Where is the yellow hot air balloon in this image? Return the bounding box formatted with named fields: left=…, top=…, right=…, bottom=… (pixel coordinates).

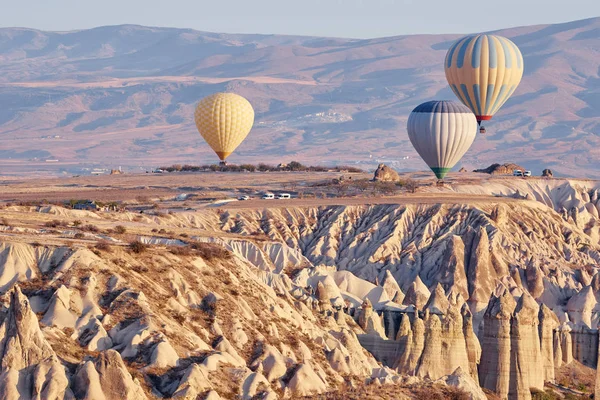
left=194, top=92, right=254, bottom=163
left=445, top=34, right=523, bottom=133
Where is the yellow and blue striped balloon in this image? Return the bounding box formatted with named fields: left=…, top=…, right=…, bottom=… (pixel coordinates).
left=445, top=34, right=523, bottom=125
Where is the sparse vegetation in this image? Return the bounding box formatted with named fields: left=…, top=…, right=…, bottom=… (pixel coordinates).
left=114, top=225, right=127, bottom=234
left=129, top=240, right=147, bottom=254
left=82, top=224, right=100, bottom=233
left=44, top=219, right=64, bottom=228
left=95, top=241, right=112, bottom=252
left=157, top=161, right=363, bottom=174
left=190, top=241, right=233, bottom=261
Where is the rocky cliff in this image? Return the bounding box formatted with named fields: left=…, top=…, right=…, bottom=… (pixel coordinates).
left=0, top=179, right=599, bottom=398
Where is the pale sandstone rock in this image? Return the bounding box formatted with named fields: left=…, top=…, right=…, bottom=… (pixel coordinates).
left=560, top=324, right=574, bottom=364
left=416, top=314, right=443, bottom=379
left=539, top=304, right=559, bottom=382
left=441, top=299, right=471, bottom=379
left=287, top=362, right=327, bottom=396
left=172, top=364, right=213, bottom=399
left=424, top=283, right=449, bottom=315
left=403, top=275, right=430, bottom=310
left=381, top=270, right=404, bottom=304
left=358, top=299, right=386, bottom=338
left=437, top=367, right=487, bottom=400
left=467, top=226, right=496, bottom=305
left=41, top=285, right=77, bottom=329
left=0, top=286, right=56, bottom=371
left=478, top=289, right=516, bottom=398
left=508, top=293, right=543, bottom=400
left=407, top=314, right=425, bottom=374
left=437, top=235, right=469, bottom=299
left=73, top=350, right=147, bottom=400
left=393, top=313, right=412, bottom=373
left=149, top=339, right=179, bottom=369
left=373, top=164, right=400, bottom=182
left=462, top=307, right=481, bottom=380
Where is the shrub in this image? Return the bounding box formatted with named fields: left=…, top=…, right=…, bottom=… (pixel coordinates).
left=398, top=178, right=418, bottom=193
left=190, top=242, right=233, bottom=261
left=129, top=240, right=147, bottom=254
left=95, top=241, right=112, bottom=252
left=240, top=164, right=256, bottom=172
left=74, top=232, right=85, bottom=239
left=530, top=388, right=561, bottom=400
left=44, top=219, right=63, bottom=228
left=72, top=220, right=82, bottom=227
left=169, top=246, right=193, bottom=256
left=114, top=225, right=127, bottom=234
left=82, top=224, right=100, bottom=233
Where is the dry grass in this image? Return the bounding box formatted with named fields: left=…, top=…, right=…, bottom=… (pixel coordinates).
left=298, top=382, right=470, bottom=399
left=555, top=361, right=595, bottom=395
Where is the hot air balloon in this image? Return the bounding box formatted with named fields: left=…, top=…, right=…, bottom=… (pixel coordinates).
left=445, top=34, right=523, bottom=134
left=194, top=93, right=254, bottom=165
left=407, top=100, right=477, bottom=180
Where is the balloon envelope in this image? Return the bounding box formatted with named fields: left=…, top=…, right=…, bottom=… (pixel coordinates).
left=407, top=101, right=477, bottom=179
left=194, top=93, right=254, bottom=161
left=445, top=34, right=523, bottom=124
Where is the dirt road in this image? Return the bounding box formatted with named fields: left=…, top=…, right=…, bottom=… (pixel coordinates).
left=215, top=193, right=519, bottom=210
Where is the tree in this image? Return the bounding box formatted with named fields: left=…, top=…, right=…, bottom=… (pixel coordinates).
left=288, top=161, right=305, bottom=171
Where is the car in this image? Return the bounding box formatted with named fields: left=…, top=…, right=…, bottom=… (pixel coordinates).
left=513, top=170, right=523, bottom=177
left=523, top=171, right=532, bottom=177
left=277, top=193, right=291, bottom=200
left=238, top=195, right=250, bottom=201
left=152, top=169, right=164, bottom=173
left=261, top=193, right=275, bottom=200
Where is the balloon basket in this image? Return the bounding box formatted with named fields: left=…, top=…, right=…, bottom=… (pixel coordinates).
left=219, top=161, right=228, bottom=167
left=479, top=126, right=486, bottom=134
left=436, top=180, right=445, bottom=187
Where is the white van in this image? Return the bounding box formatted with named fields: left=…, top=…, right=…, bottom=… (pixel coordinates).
left=277, top=193, right=291, bottom=200
left=262, top=193, right=275, bottom=200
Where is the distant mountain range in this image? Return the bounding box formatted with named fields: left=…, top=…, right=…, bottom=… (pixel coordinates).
left=0, top=18, right=598, bottom=176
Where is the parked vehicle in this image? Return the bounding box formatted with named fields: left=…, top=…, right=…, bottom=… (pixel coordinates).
left=238, top=195, right=250, bottom=201
left=513, top=170, right=523, bottom=177
left=523, top=171, right=532, bottom=177
left=261, top=193, right=275, bottom=200
left=277, top=193, right=291, bottom=199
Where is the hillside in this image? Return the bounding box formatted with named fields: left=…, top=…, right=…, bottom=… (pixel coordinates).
left=0, top=178, right=600, bottom=398
left=0, top=19, right=599, bottom=176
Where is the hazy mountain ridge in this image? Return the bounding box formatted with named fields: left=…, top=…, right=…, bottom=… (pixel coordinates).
left=0, top=18, right=598, bottom=175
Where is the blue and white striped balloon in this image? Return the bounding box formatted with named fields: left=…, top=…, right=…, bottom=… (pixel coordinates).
left=407, top=101, right=478, bottom=179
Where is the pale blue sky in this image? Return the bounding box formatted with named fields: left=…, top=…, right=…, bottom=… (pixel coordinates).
left=2, top=0, right=599, bottom=38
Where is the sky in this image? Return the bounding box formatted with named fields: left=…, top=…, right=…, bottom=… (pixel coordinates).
left=1, top=0, right=599, bottom=38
